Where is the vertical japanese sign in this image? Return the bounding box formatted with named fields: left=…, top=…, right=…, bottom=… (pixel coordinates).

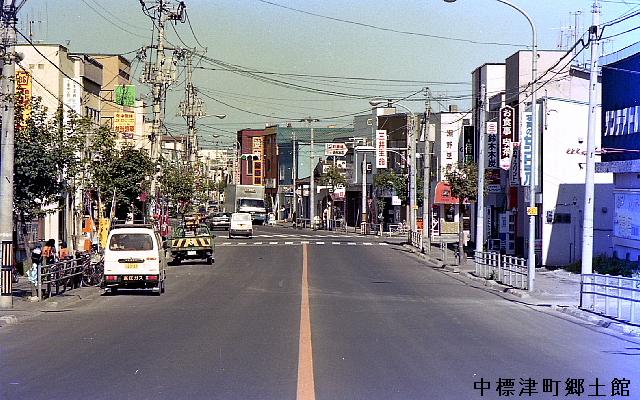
left=500, top=105, right=514, bottom=170
left=463, top=126, right=474, bottom=164
left=486, top=121, right=498, bottom=169
left=15, top=69, right=32, bottom=128
left=252, top=136, right=264, bottom=185
left=376, top=130, right=387, bottom=169
left=63, top=77, right=82, bottom=125
left=509, top=142, right=521, bottom=186
left=520, top=111, right=533, bottom=187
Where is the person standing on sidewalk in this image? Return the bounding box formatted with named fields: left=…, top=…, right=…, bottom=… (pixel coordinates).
left=42, top=239, right=57, bottom=264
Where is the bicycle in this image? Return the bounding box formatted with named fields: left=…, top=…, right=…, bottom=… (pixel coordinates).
left=82, top=252, right=104, bottom=287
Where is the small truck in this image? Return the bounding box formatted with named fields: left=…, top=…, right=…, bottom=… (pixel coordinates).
left=168, top=223, right=215, bottom=265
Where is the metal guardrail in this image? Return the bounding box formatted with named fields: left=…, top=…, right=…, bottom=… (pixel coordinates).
left=37, top=255, right=89, bottom=299
left=580, top=274, right=640, bottom=324
left=409, top=230, right=423, bottom=252
left=474, top=251, right=528, bottom=290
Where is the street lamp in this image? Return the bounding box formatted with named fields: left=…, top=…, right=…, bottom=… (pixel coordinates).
left=369, top=100, right=417, bottom=234
left=444, top=0, right=537, bottom=290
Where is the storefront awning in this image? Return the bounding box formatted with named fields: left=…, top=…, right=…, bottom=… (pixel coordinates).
left=434, top=181, right=460, bottom=205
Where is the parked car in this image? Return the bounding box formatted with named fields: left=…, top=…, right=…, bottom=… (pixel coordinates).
left=209, top=212, right=231, bottom=230
left=229, top=212, right=253, bottom=238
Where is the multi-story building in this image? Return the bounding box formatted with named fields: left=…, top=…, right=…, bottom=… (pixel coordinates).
left=16, top=44, right=105, bottom=253
left=595, top=42, right=640, bottom=261
left=470, top=50, right=613, bottom=266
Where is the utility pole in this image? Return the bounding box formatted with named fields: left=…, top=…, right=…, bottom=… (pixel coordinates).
left=408, top=114, right=417, bottom=236
left=422, top=87, right=432, bottom=253
left=179, top=49, right=206, bottom=166
left=0, top=0, right=26, bottom=309
left=300, top=118, right=318, bottom=228
left=475, top=84, right=486, bottom=256
left=139, top=0, right=184, bottom=199
left=292, top=131, right=297, bottom=223
left=581, top=0, right=600, bottom=275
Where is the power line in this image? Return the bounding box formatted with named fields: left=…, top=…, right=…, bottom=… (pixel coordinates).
left=79, top=0, right=149, bottom=39
left=254, top=0, right=526, bottom=48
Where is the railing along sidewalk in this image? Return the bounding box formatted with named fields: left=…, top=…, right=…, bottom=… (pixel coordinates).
left=37, top=255, right=89, bottom=299
left=580, top=274, right=640, bottom=324
left=474, top=251, right=528, bottom=290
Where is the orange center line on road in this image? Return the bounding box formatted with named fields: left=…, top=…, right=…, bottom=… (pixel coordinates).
left=297, top=243, right=316, bottom=400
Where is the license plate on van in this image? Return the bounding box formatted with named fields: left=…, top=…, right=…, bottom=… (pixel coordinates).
left=123, top=275, right=143, bottom=281
left=125, top=263, right=139, bottom=269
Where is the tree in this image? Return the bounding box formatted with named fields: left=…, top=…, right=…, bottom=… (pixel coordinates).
left=159, top=161, right=195, bottom=214
left=444, top=161, right=478, bottom=264
left=319, top=164, right=347, bottom=188
left=14, top=98, right=84, bottom=222
left=86, top=127, right=154, bottom=219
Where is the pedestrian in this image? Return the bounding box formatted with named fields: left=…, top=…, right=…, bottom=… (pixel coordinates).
left=27, top=247, right=42, bottom=285
left=322, top=207, right=329, bottom=230
left=42, top=238, right=57, bottom=264
left=59, top=241, right=71, bottom=260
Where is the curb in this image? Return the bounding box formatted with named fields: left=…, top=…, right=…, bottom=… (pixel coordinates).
left=401, top=244, right=640, bottom=337
left=0, top=286, right=103, bottom=328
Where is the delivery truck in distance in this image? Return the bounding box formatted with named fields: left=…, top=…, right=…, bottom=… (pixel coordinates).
left=223, top=184, right=267, bottom=225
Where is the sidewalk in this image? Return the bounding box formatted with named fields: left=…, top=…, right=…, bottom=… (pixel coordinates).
left=404, top=242, right=640, bottom=337
left=0, top=276, right=102, bottom=328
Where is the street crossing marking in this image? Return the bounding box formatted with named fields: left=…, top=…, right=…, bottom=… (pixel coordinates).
left=215, top=241, right=390, bottom=247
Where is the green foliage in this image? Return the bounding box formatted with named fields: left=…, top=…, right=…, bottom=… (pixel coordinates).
left=444, top=161, right=478, bottom=203
left=14, top=98, right=84, bottom=219
left=86, top=127, right=154, bottom=214
left=319, top=164, right=347, bottom=188
left=159, top=161, right=195, bottom=205
left=374, top=170, right=407, bottom=202
left=563, top=254, right=638, bottom=277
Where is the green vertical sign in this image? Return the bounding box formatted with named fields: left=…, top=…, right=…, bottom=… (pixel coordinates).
left=115, top=85, right=136, bottom=106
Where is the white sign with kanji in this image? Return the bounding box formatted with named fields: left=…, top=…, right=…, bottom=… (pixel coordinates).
left=376, top=130, right=387, bottom=169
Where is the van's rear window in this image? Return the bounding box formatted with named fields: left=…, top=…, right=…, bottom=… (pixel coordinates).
left=108, top=233, right=154, bottom=251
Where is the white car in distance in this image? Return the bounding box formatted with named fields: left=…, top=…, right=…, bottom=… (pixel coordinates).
left=229, top=212, right=253, bottom=238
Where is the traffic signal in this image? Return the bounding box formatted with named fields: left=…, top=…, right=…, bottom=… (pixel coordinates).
left=240, top=153, right=260, bottom=160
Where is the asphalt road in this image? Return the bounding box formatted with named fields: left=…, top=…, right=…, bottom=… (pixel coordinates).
left=0, top=225, right=638, bottom=400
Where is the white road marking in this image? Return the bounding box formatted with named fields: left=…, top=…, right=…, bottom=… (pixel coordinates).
left=315, top=242, right=324, bottom=245
left=270, top=242, right=279, bottom=245
left=285, top=241, right=294, bottom=245
left=347, top=242, right=357, bottom=246
left=332, top=242, right=340, bottom=245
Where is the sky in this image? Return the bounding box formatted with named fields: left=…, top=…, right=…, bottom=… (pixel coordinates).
left=17, top=0, right=640, bottom=148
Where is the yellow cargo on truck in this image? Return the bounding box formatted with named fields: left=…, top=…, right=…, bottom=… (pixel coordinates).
left=169, top=224, right=215, bottom=265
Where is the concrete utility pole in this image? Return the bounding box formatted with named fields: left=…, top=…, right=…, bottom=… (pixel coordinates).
left=300, top=118, right=318, bottom=227
left=139, top=0, right=185, bottom=197
left=292, top=131, right=297, bottom=222
left=0, top=0, right=26, bottom=309
left=179, top=50, right=206, bottom=165
left=422, top=87, right=432, bottom=253
left=475, top=84, right=486, bottom=256
left=408, top=114, right=417, bottom=235
left=581, top=0, right=600, bottom=275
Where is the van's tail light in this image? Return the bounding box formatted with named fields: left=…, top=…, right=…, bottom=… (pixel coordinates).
left=146, top=275, right=159, bottom=281
left=146, top=257, right=157, bottom=261
left=105, top=275, right=118, bottom=282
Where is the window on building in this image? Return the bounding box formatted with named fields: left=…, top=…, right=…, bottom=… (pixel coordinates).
left=247, top=159, right=253, bottom=175
left=444, top=204, right=455, bottom=223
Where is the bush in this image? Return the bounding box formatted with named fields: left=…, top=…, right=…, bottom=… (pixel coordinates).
left=561, top=254, right=638, bottom=277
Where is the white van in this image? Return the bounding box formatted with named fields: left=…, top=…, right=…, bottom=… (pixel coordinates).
left=229, top=212, right=253, bottom=238
left=103, top=224, right=167, bottom=295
